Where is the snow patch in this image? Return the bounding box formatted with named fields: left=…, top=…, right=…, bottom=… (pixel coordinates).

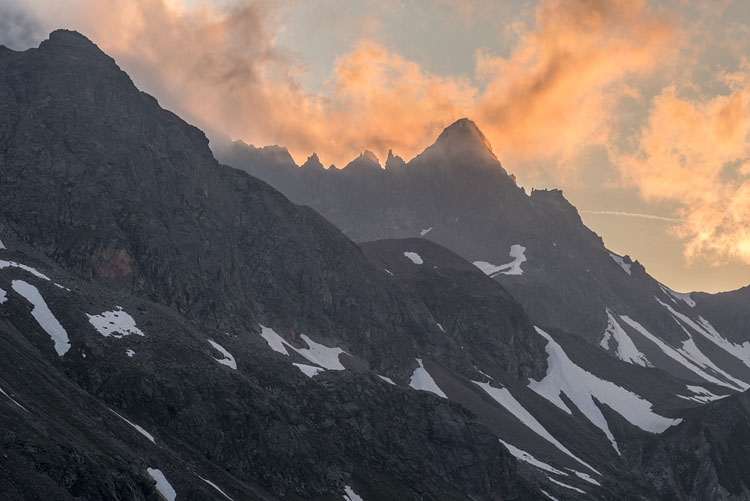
left=499, top=439, right=568, bottom=476
left=258, top=325, right=346, bottom=370
left=259, top=324, right=291, bottom=355
left=259, top=325, right=348, bottom=373
left=297, top=334, right=346, bottom=370
left=436, top=322, right=445, bottom=332
left=473, top=261, right=503, bottom=276
left=529, top=327, right=681, bottom=454
left=147, top=468, right=176, bottom=501
left=195, top=474, right=234, bottom=500
left=657, top=297, right=750, bottom=372
left=658, top=283, right=695, bottom=307
left=420, top=227, right=433, bottom=236
left=474, top=381, right=599, bottom=474
left=600, top=310, right=651, bottom=367
left=540, top=489, right=559, bottom=501
left=547, top=476, right=585, bottom=495
left=0, top=260, right=50, bottom=281
left=474, top=365, right=493, bottom=381
left=571, top=470, right=601, bottom=486
left=208, top=340, right=237, bottom=369
left=12, top=280, right=70, bottom=356
left=343, top=485, right=364, bottom=501
left=293, top=363, right=325, bottom=378
left=679, top=337, right=748, bottom=391
left=609, top=253, right=632, bottom=275
left=403, top=251, right=423, bottom=265
left=678, top=384, right=728, bottom=404
left=409, top=359, right=446, bottom=398
left=378, top=375, right=395, bottom=385
left=110, top=408, right=155, bottom=443
left=0, top=237, right=5, bottom=249
left=619, top=315, right=746, bottom=391
left=384, top=269, right=394, bottom=276
left=473, top=244, right=526, bottom=276
left=87, top=308, right=144, bottom=338
left=0, top=288, right=6, bottom=304
left=0, top=386, right=27, bottom=412
left=126, top=349, right=136, bottom=358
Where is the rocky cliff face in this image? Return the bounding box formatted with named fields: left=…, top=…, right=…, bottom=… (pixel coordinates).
left=0, top=238, right=521, bottom=500
left=0, top=30, right=531, bottom=500
left=0, top=29, right=468, bottom=379
left=641, top=390, right=750, bottom=499
left=218, top=115, right=750, bottom=397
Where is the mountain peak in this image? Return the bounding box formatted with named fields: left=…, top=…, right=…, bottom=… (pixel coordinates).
left=359, top=149, right=379, bottom=164
left=343, top=150, right=381, bottom=172
left=301, top=152, right=324, bottom=170
left=435, top=118, right=494, bottom=154
left=385, top=149, right=406, bottom=170
left=44, top=30, right=100, bottom=51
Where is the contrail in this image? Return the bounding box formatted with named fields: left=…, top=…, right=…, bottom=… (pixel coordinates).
left=580, top=210, right=682, bottom=223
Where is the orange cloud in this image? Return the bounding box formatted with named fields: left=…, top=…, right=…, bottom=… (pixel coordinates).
left=473, top=0, right=676, bottom=169
left=0, top=0, right=677, bottom=169
left=615, top=72, right=750, bottom=263
left=11, top=0, right=750, bottom=268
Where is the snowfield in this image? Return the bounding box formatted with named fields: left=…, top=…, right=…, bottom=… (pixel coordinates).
left=474, top=381, right=598, bottom=474
left=87, top=308, right=144, bottom=338
left=656, top=297, right=750, bottom=371
left=619, top=314, right=746, bottom=391
left=529, top=327, right=681, bottom=454
left=12, top=280, right=70, bottom=356
left=409, top=358, right=447, bottom=398
left=600, top=310, right=651, bottom=367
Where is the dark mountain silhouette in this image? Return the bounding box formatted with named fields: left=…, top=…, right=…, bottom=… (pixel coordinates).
left=1, top=29, right=749, bottom=500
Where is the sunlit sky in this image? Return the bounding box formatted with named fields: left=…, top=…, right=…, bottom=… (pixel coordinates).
left=1, top=0, right=749, bottom=293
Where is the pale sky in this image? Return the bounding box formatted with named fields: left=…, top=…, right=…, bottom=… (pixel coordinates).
left=1, top=0, right=749, bottom=293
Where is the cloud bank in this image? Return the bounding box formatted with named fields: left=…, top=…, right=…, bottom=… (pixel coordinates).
left=1, top=0, right=748, bottom=265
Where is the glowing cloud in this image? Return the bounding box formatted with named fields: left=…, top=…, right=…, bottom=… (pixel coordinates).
left=0, top=0, right=675, bottom=169
left=473, top=0, right=675, bottom=168
left=616, top=73, right=750, bottom=263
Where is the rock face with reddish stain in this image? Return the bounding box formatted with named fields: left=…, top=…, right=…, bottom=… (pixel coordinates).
left=90, top=242, right=134, bottom=279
